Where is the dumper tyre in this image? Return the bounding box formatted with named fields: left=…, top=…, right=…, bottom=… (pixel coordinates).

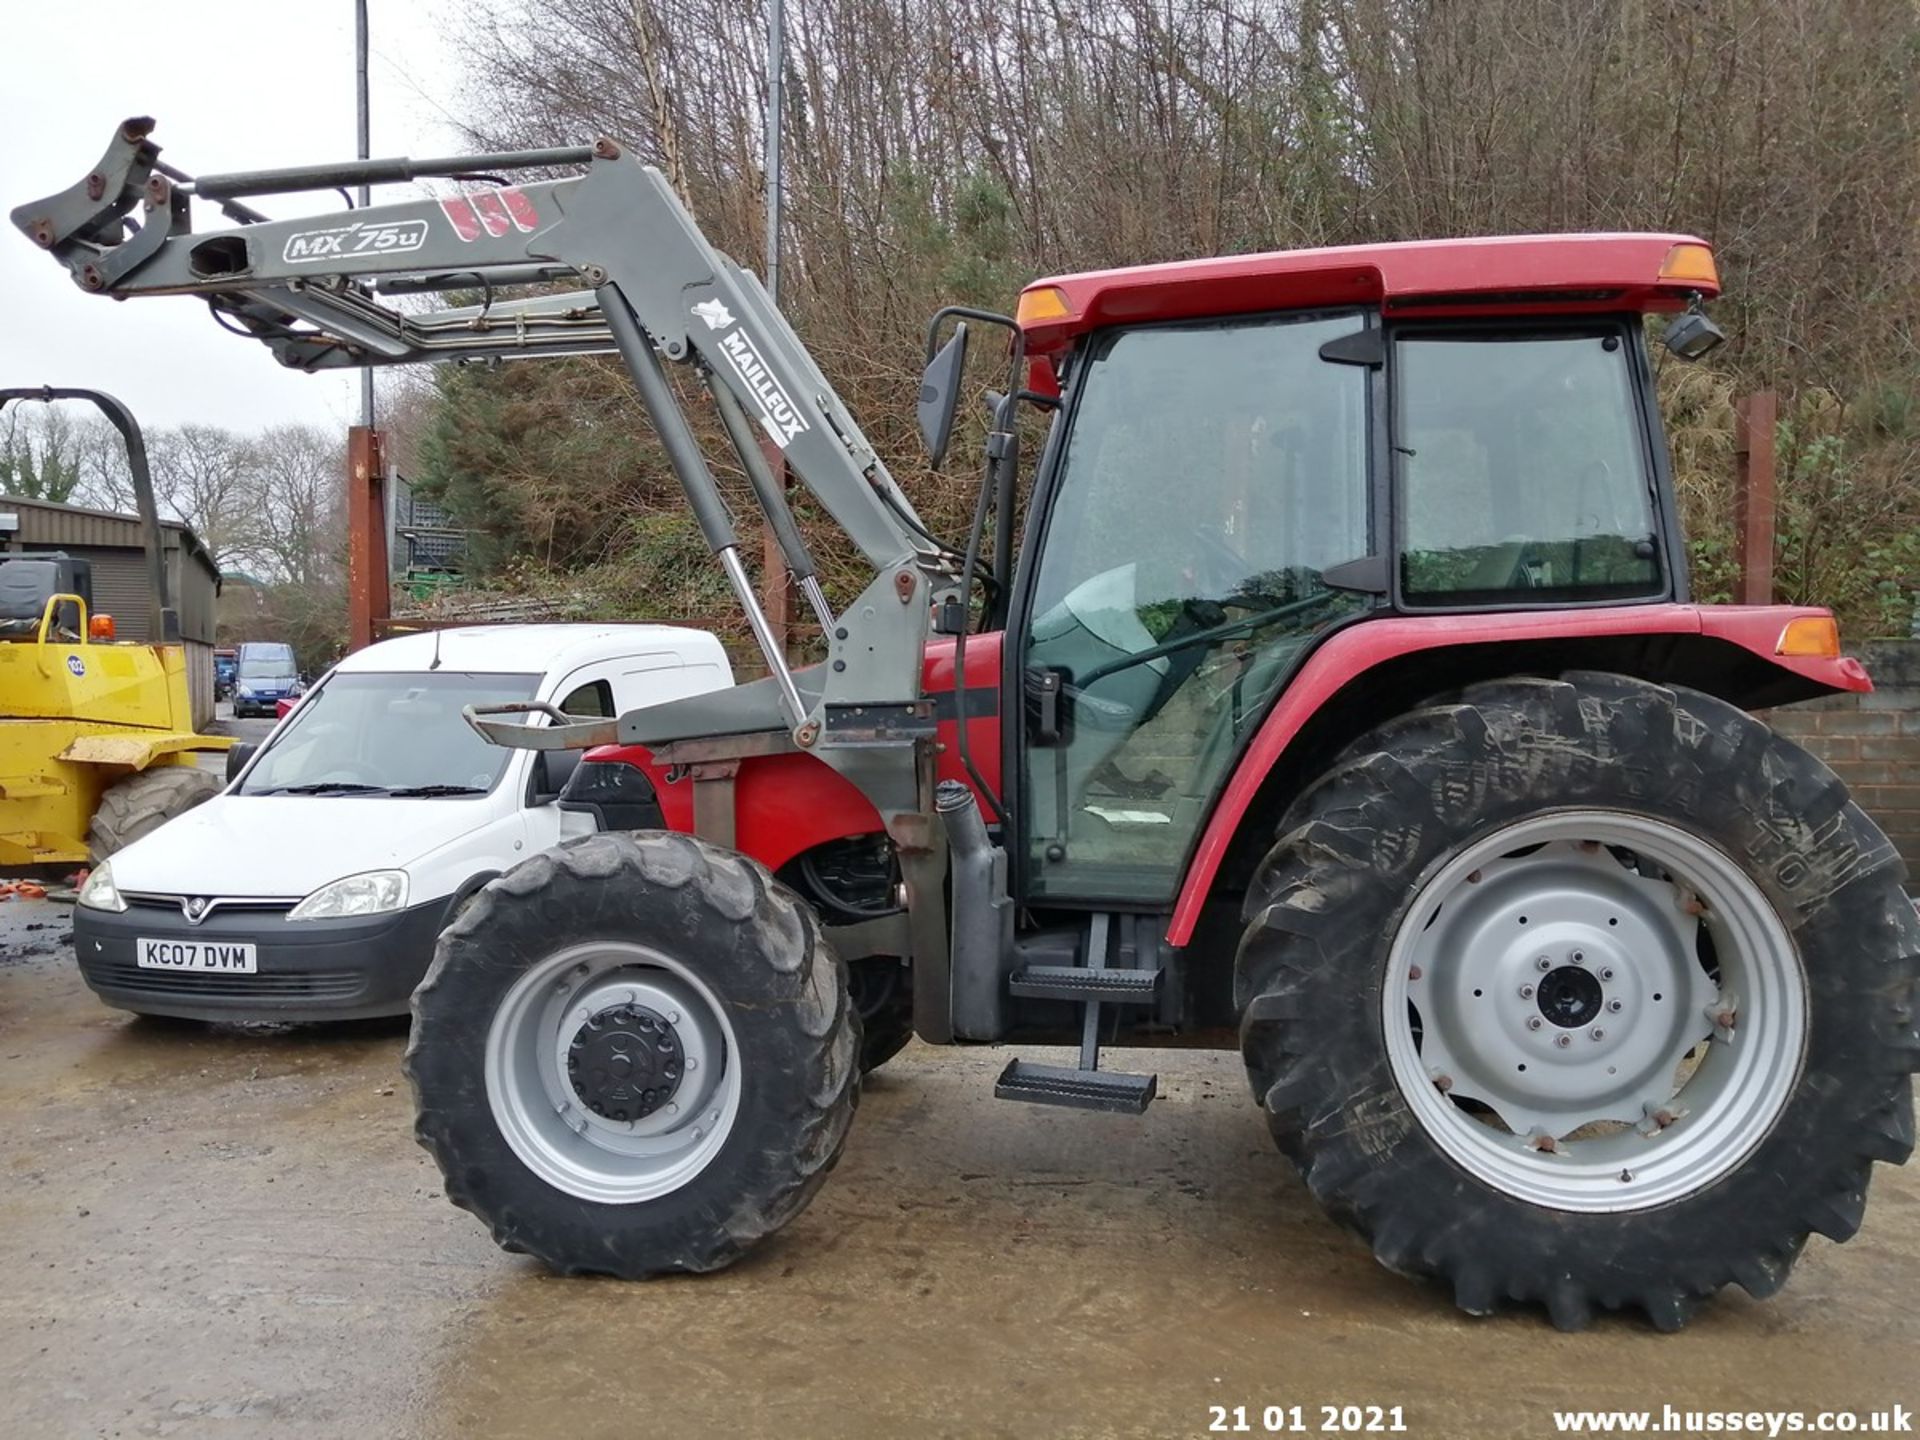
left=87, top=765, right=222, bottom=862
left=1237, top=672, right=1920, bottom=1331
left=406, top=830, right=860, bottom=1277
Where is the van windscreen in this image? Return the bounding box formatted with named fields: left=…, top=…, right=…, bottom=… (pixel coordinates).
left=238, top=671, right=539, bottom=797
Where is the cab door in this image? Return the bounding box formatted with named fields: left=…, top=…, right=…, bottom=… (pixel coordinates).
left=1012, top=311, right=1376, bottom=906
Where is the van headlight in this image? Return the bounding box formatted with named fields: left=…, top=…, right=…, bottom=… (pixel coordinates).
left=78, top=861, right=127, bottom=914
left=288, top=870, right=408, bottom=921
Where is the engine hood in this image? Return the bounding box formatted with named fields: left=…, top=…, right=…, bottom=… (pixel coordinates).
left=104, top=792, right=499, bottom=898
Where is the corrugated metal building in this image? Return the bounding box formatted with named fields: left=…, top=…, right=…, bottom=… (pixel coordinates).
left=0, top=495, right=222, bottom=727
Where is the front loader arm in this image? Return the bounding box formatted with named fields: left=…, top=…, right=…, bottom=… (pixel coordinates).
left=13, top=121, right=927, bottom=575
left=13, top=120, right=949, bottom=834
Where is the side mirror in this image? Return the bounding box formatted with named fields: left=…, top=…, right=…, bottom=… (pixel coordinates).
left=917, top=323, right=969, bottom=469
left=532, top=748, right=584, bottom=803
left=225, top=742, right=258, bottom=783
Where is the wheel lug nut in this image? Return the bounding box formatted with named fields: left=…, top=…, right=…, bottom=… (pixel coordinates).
left=1589, top=1028, right=1605, bottom=1041
left=1554, top=1033, right=1572, bottom=1048
left=1519, top=984, right=1535, bottom=999
left=1570, top=950, right=1585, bottom=964
left=1599, top=967, right=1615, bottom=981
left=1536, top=956, right=1552, bottom=972
left=1607, top=999, right=1623, bottom=1013
left=1527, top=1016, right=1544, bottom=1031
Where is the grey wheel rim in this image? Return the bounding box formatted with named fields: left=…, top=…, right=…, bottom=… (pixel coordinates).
left=1383, top=810, right=1806, bottom=1212
left=485, top=940, right=742, bottom=1204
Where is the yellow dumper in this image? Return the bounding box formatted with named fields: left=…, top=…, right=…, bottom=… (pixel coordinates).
left=0, top=388, right=226, bottom=867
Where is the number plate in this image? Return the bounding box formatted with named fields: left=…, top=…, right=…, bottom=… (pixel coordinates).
left=136, top=938, right=259, bottom=974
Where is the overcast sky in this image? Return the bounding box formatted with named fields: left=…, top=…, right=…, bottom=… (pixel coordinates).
left=0, top=1, right=475, bottom=433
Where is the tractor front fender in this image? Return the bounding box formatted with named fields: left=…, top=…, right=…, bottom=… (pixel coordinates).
left=1166, top=602, right=1869, bottom=946
left=575, top=742, right=887, bottom=875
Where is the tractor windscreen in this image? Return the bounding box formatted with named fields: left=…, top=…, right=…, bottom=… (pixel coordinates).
left=1395, top=331, right=1662, bottom=605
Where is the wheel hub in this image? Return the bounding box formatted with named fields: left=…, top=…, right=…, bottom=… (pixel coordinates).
left=1537, top=965, right=1603, bottom=1028
left=564, top=1002, right=684, bottom=1123
left=1405, top=836, right=1723, bottom=1137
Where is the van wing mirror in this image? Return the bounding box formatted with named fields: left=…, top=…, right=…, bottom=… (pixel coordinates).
left=224, top=742, right=258, bottom=783
left=917, top=323, right=969, bottom=469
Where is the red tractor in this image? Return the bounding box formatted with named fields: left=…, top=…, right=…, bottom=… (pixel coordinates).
left=21, top=122, right=1915, bottom=1330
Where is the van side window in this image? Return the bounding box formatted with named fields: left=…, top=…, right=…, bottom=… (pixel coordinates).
left=559, top=680, right=614, bottom=718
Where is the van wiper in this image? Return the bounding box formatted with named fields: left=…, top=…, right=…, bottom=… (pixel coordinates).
left=386, top=784, right=488, bottom=797
left=256, top=781, right=390, bottom=795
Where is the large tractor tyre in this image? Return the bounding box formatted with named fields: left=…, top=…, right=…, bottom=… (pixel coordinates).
left=849, top=955, right=914, bottom=1073
left=87, top=765, right=223, bottom=862
left=1237, top=672, right=1920, bottom=1331
left=406, top=830, right=860, bottom=1277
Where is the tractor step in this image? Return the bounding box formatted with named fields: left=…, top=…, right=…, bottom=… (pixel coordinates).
left=993, top=1059, right=1158, bottom=1114
left=1008, top=964, right=1162, bottom=1004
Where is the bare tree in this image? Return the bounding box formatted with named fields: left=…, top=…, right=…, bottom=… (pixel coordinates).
left=246, top=425, right=346, bottom=588
left=149, top=424, right=260, bottom=573
left=0, top=402, right=86, bottom=503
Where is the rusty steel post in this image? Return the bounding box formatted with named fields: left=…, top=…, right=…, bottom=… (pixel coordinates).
left=1733, top=391, right=1778, bottom=606
left=347, top=426, right=390, bottom=652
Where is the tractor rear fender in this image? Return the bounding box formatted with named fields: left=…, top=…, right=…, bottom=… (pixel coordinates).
left=1166, top=602, right=1869, bottom=946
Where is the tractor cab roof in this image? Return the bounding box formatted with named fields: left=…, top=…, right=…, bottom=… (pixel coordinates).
left=1016, top=233, right=1719, bottom=357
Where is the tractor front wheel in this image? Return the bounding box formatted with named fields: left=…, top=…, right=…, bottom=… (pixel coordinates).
left=406, top=831, right=860, bottom=1276
left=1237, top=673, right=1919, bottom=1329
left=87, top=765, right=222, bottom=862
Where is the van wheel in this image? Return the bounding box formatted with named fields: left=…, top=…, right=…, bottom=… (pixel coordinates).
left=87, top=766, right=222, bottom=862
left=407, top=832, right=860, bottom=1276
left=1237, top=673, right=1920, bottom=1330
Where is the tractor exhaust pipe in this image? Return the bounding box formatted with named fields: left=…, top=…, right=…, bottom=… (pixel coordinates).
left=938, top=779, right=1013, bottom=1040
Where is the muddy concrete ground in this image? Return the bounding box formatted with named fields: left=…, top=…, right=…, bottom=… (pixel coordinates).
left=1, top=920, right=1915, bottom=1440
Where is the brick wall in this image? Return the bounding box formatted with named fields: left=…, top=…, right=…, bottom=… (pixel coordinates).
left=1761, top=640, right=1920, bottom=874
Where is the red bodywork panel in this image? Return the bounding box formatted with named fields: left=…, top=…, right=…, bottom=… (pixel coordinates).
left=1019, top=233, right=1718, bottom=361
left=587, top=608, right=1862, bottom=951
left=1164, top=604, right=1869, bottom=945
left=584, top=631, right=1004, bottom=876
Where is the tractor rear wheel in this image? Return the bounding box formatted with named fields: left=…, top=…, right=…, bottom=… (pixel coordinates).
left=406, top=831, right=860, bottom=1277
left=87, top=765, right=222, bottom=862
left=1237, top=673, right=1919, bottom=1330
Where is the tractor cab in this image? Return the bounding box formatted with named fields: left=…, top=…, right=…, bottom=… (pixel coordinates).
left=935, top=238, right=1717, bottom=920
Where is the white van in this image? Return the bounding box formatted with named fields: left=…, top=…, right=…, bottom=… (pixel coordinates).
left=70, top=624, right=730, bottom=1021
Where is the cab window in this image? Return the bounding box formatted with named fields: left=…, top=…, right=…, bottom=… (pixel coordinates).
left=1396, top=331, right=1662, bottom=605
